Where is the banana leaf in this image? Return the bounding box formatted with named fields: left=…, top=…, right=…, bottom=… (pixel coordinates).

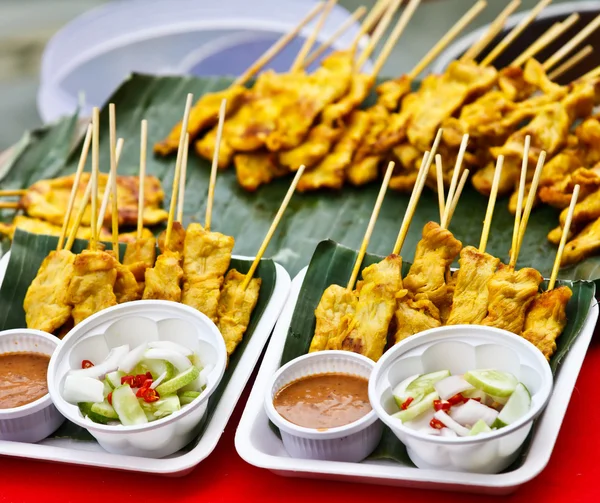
left=0, top=228, right=276, bottom=445
left=280, top=239, right=596, bottom=465
left=1, top=74, right=599, bottom=283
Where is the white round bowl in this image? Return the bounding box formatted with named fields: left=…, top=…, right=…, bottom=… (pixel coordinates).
left=47, top=300, right=227, bottom=458
left=265, top=350, right=383, bottom=462
left=0, top=329, right=65, bottom=443
left=368, top=325, right=553, bottom=474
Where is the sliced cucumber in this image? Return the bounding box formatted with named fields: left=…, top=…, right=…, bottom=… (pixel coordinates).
left=111, top=385, right=148, bottom=426
left=137, top=359, right=176, bottom=382
left=140, top=395, right=181, bottom=420
left=105, top=370, right=124, bottom=389
left=156, top=366, right=200, bottom=396
left=91, top=400, right=119, bottom=420
left=102, top=379, right=112, bottom=398
left=78, top=402, right=110, bottom=425
left=392, top=374, right=421, bottom=409
left=470, top=419, right=492, bottom=436
left=392, top=391, right=438, bottom=423
left=406, top=370, right=450, bottom=400
left=492, top=383, right=531, bottom=428
left=179, top=390, right=201, bottom=405
left=464, top=369, right=518, bottom=397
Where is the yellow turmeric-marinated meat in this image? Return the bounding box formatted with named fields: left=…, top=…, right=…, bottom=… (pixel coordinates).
left=154, top=85, right=248, bottom=156
left=24, top=249, right=76, bottom=333
left=393, top=295, right=441, bottom=344
left=372, top=90, right=423, bottom=154
left=113, top=260, right=140, bottom=304
left=340, top=255, right=403, bottom=361
left=0, top=215, right=93, bottom=241
left=309, top=284, right=358, bottom=353
left=348, top=156, right=381, bottom=187
left=21, top=173, right=167, bottom=227
left=181, top=223, right=234, bottom=321
left=439, top=271, right=456, bottom=325
left=388, top=144, right=422, bottom=192
left=68, top=250, right=118, bottom=325
left=521, top=286, right=572, bottom=360
left=123, top=237, right=156, bottom=281
left=481, top=264, right=543, bottom=334
left=540, top=165, right=600, bottom=209
left=297, top=110, right=371, bottom=192
left=404, top=222, right=462, bottom=307
left=234, top=151, right=289, bottom=192
left=375, top=75, right=412, bottom=111
left=195, top=126, right=236, bottom=169
left=278, top=124, right=343, bottom=171
left=559, top=186, right=600, bottom=229
left=158, top=221, right=186, bottom=254
left=321, top=74, right=375, bottom=126
left=216, top=269, right=261, bottom=356
left=560, top=218, right=600, bottom=266
left=142, top=250, right=183, bottom=302
left=446, top=246, right=500, bottom=325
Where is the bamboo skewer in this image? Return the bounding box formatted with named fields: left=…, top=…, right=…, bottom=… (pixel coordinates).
left=205, top=99, right=227, bottom=232
left=440, top=133, right=468, bottom=229
left=96, top=138, right=124, bottom=236
left=479, top=155, right=504, bottom=253
left=137, top=120, right=147, bottom=239
left=511, top=136, right=530, bottom=257
left=90, top=107, right=100, bottom=252
left=109, top=104, right=119, bottom=259
left=511, top=151, right=547, bottom=267
left=346, top=161, right=395, bottom=291
left=233, top=2, right=326, bottom=85
left=511, top=13, right=579, bottom=67
left=481, top=0, right=552, bottom=67
left=580, top=64, right=600, bottom=81
left=176, top=134, right=189, bottom=223
left=241, top=165, right=307, bottom=290
left=548, top=45, right=593, bottom=80
left=0, top=189, right=26, bottom=197
left=356, top=0, right=402, bottom=70
left=165, top=93, right=193, bottom=247
left=435, top=154, right=445, bottom=223
left=548, top=184, right=580, bottom=290
left=543, top=14, right=600, bottom=71
left=369, top=0, right=422, bottom=77
left=445, top=169, right=470, bottom=228
left=462, top=0, right=521, bottom=62
left=56, top=124, right=93, bottom=250
left=409, top=0, right=487, bottom=79
left=290, top=0, right=337, bottom=73
left=350, top=0, right=391, bottom=53
left=0, top=202, right=19, bottom=209
left=304, top=6, right=367, bottom=67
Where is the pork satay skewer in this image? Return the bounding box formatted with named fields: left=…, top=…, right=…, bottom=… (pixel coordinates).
left=96, top=138, right=124, bottom=234
left=349, top=0, right=392, bottom=54
left=462, top=0, right=521, bottom=62
left=521, top=185, right=579, bottom=359
left=56, top=124, right=92, bottom=251
left=0, top=190, right=26, bottom=197
left=205, top=99, right=227, bottom=232
left=435, top=155, right=446, bottom=222
left=176, top=134, right=189, bottom=223
left=478, top=155, right=505, bottom=253
left=217, top=163, right=308, bottom=357
left=440, top=134, right=468, bottom=229
left=443, top=168, right=470, bottom=228
left=510, top=135, right=530, bottom=256
left=543, top=14, right=600, bottom=71
left=548, top=45, right=593, bottom=80
left=481, top=0, right=553, bottom=67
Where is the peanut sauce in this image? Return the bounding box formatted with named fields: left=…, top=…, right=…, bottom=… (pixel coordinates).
left=0, top=352, right=50, bottom=409
left=273, top=373, right=371, bottom=429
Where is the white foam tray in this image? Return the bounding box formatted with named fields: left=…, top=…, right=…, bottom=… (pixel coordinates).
left=0, top=251, right=291, bottom=475
left=235, top=267, right=599, bottom=495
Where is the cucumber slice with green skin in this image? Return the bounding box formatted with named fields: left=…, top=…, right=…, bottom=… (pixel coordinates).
left=464, top=369, right=518, bottom=397
left=78, top=402, right=110, bottom=425
left=102, top=379, right=112, bottom=398
left=91, top=400, right=119, bottom=420
left=492, top=383, right=531, bottom=428
left=392, top=374, right=421, bottom=409
left=179, top=390, right=201, bottom=405
left=140, top=395, right=181, bottom=419
left=111, top=385, right=148, bottom=425
left=470, top=419, right=492, bottom=436
left=156, top=366, right=200, bottom=396
left=135, top=359, right=176, bottom=382
left=105, top=371, right=124, bottom=389
left=405, top=370, right=450, bottom=400
left=392, top=391, right=438, bottom=423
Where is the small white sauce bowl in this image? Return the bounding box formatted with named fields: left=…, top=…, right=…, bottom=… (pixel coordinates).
left=368, top=325, right=553, bottom=474
left=0, top=329, right=65, bottom=443
left=47, top=300, right=227, bottom=458
left=265, top=350, right=383, bottom=462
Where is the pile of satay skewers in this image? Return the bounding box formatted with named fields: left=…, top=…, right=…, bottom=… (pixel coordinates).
left=22, top=98, right=305, bottom=358
left=308, top=128, right=580, bottom=362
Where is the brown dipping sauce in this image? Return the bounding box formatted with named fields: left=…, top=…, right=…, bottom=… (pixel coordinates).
left=273, top=373, right=371, bottom=429
left=0, top=352, right=50, bottom=409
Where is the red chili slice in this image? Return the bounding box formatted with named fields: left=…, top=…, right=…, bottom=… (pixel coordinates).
left=136, top=386, right=149, bottom=398
left=433, top=400, right=451, bottom=412
left=107, top=392, right=112, bottom=405
left=121, top=375, right=135, bottom=386
left=81, top=360, right=94, bottom=369
left=401, top=397, right=414, bottom=410
left=430, top=418, right=445, bottom=430
left=142, top=388, right=160, bottom=403
left=448, top=393, right=467, bottom=406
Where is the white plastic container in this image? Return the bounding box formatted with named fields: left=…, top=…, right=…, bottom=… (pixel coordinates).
left=47, top=300, right=227, bottom=459
left=0, top=329, right=65, bottom=443
left=368, top=325, right=554, bottom=474
left=265, top=350, right=382, bottom=462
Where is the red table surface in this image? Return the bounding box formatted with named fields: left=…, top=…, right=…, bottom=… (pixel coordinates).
left=2, top=334, right=600, bottom=503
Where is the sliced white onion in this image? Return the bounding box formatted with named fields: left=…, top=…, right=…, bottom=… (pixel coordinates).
left=433, top=410, right=471, bottom=436
left=118, top=343, right=148, bottom=373
left=144, top=348, right=192, bottom=373
left=450, top=399, right=499, bottom=427
left=69, top=345, right=129, bottom=380
left=148, top=341, right=193, bottom=357
left=440, top=427, right=458, bottom=438
left=63, top=375, right=104, bottom=404
left=434, top=375, right=474, bottom=400
left=150, top=371, right=168, bottom=389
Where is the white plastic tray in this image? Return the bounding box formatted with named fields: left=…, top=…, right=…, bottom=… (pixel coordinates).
left=235, top=268, right=599, bottom=495
left=0, top=252, right=291, bottom=475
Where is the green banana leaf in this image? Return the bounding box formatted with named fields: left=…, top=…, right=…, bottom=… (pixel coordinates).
left=0, top=74, right=598, bottom=282
left=280, top=239, right=596, bottom=465
left=0, top=228, right=276, bottom=445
